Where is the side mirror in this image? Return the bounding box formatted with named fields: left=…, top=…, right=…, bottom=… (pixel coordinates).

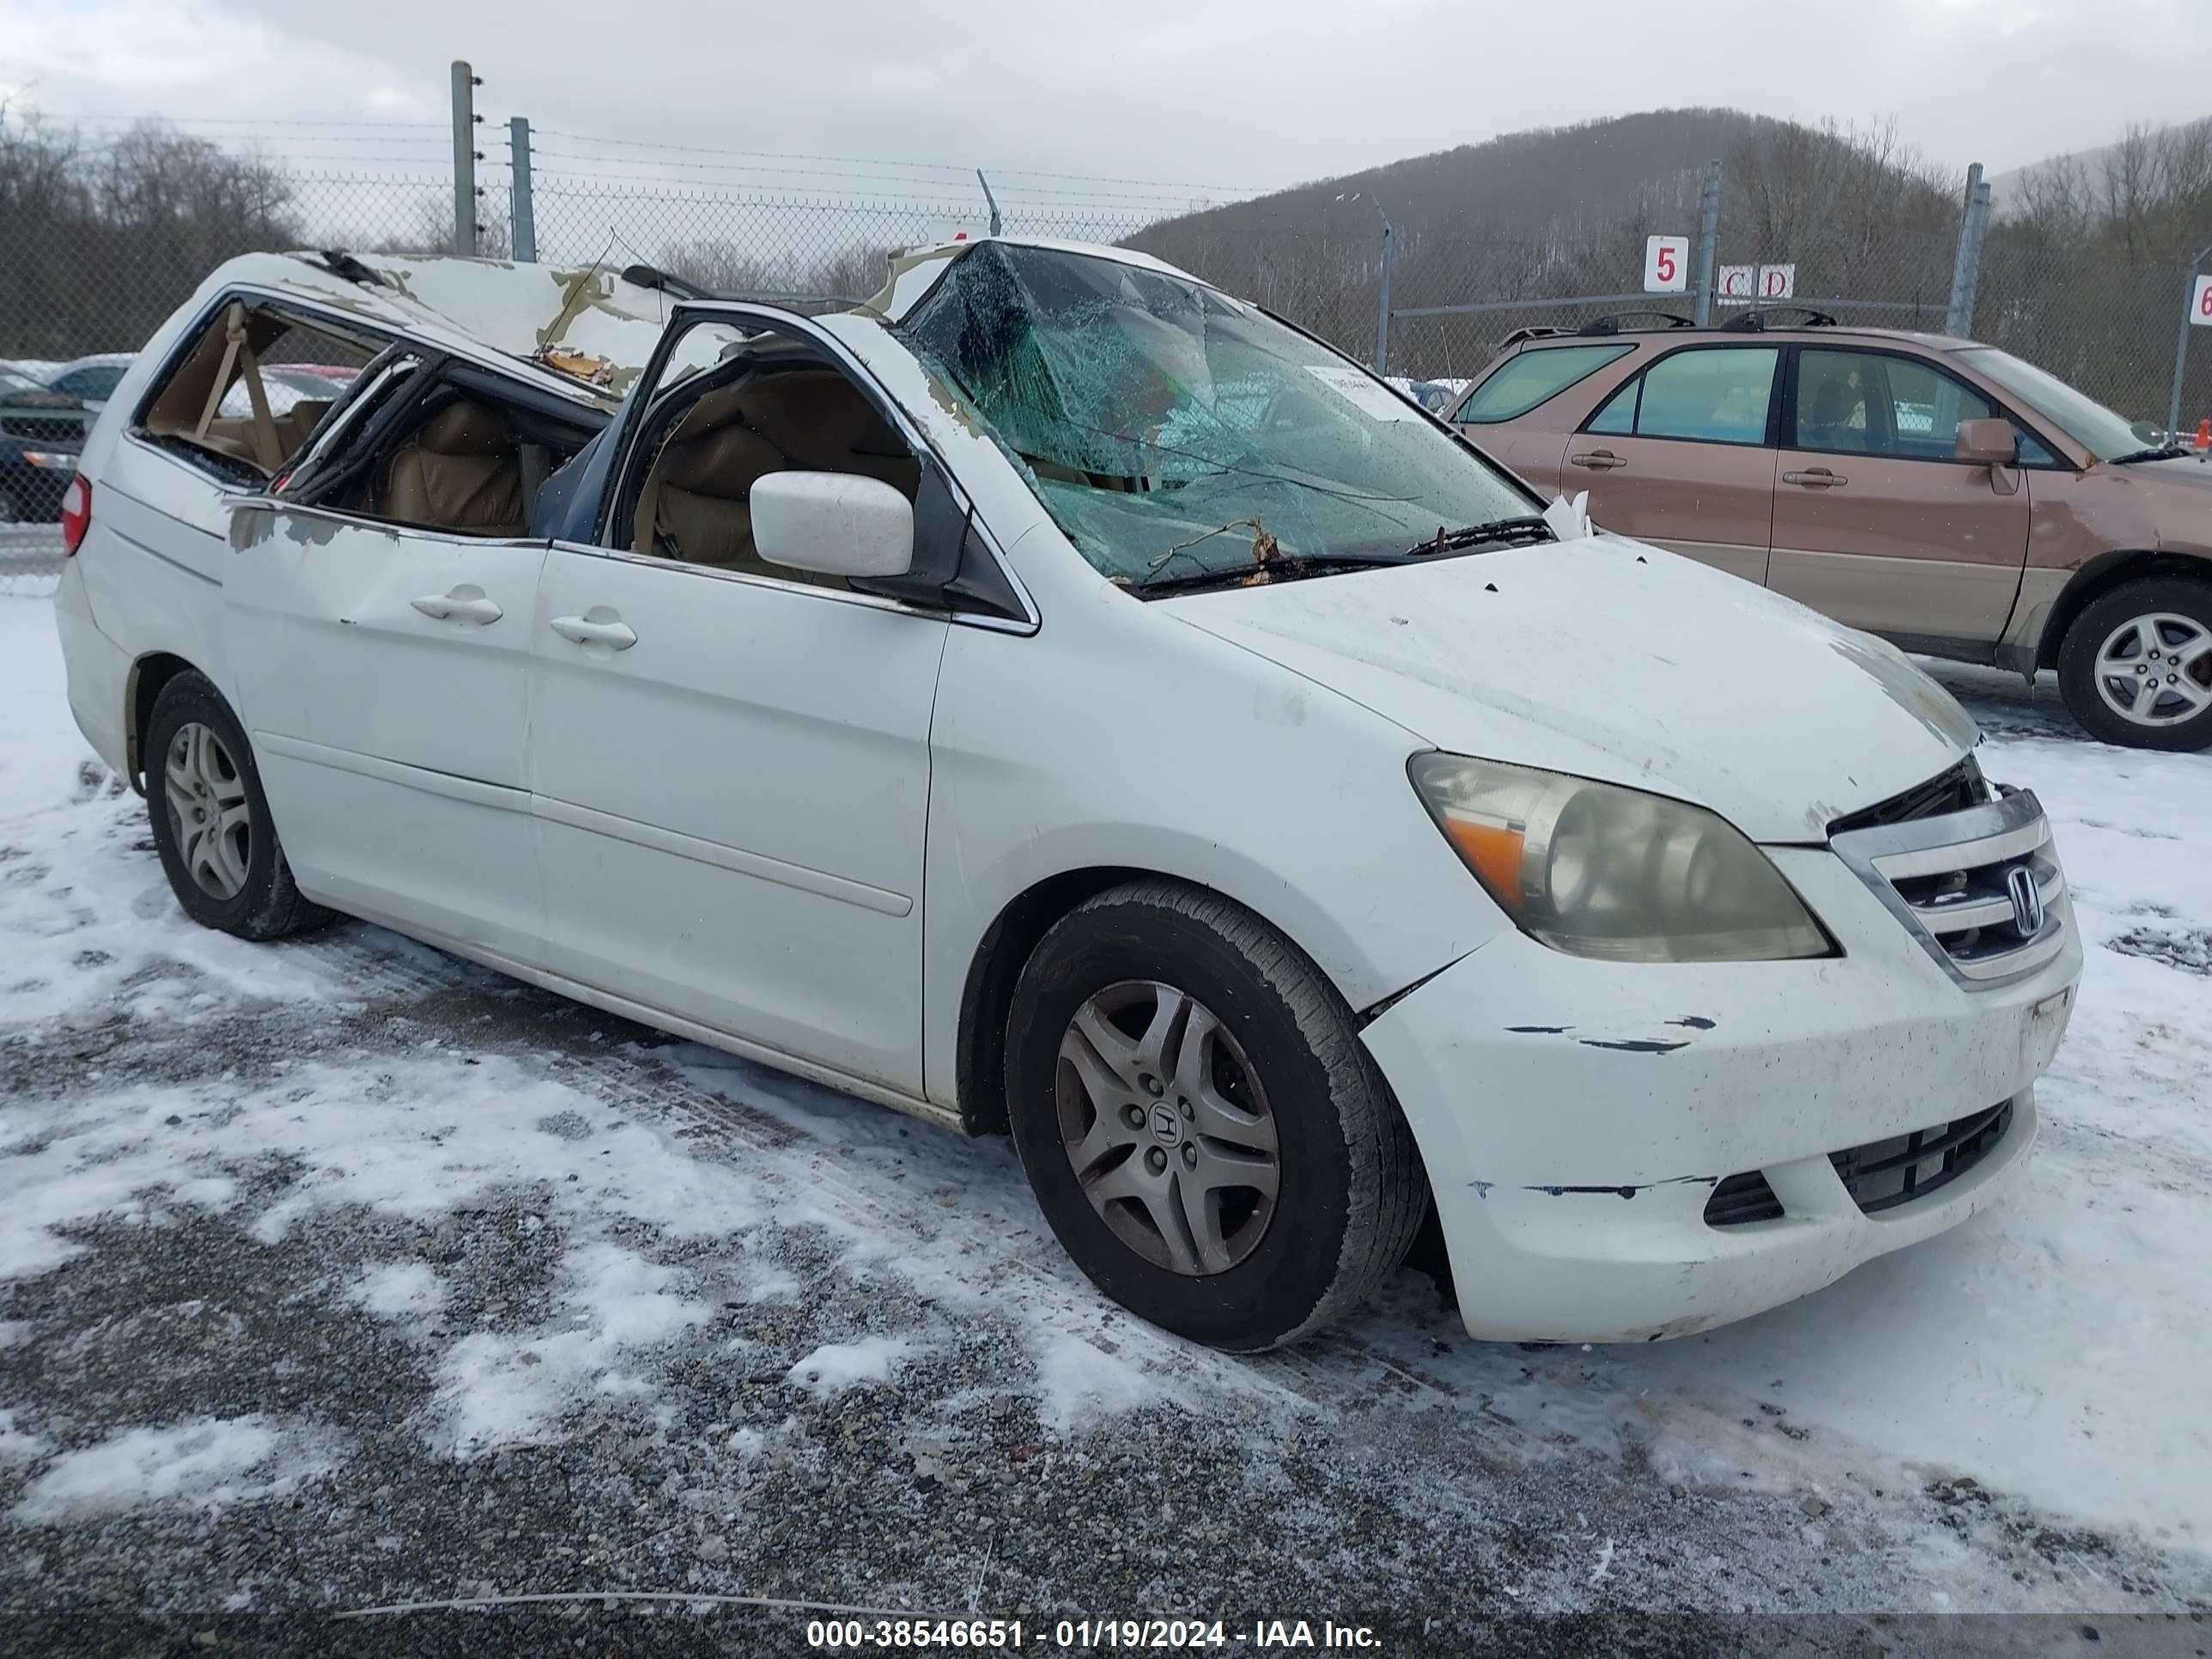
left=750, top=471, right=914, bottom=579
left=1954, top=418, right=2018, bottom=467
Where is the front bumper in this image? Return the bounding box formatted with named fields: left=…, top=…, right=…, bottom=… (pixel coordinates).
left=1361, top=842, right=2081, bottom=1343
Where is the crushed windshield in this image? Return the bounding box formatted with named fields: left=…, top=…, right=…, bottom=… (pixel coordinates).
left=1954, top=346, right=2139, bottom=462
left=896, top=243, right=1539, bottom=587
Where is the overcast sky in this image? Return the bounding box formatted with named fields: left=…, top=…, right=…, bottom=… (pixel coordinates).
left=3, top=0, right=2205, bottom=197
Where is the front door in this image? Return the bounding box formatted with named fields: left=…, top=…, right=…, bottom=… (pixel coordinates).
left=528, top=546, right=947, bottom=1092
left=1556, top=343, right=1782, bottom=585
left=222, top=504, right=548, bottom=958
left=1766, top=347, right=2031, bottom=642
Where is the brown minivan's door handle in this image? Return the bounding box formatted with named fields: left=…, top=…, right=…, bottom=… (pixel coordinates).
left=1570, top=449, right=1628, bottom=471
left=1784, top=467, right=1848, bottom=488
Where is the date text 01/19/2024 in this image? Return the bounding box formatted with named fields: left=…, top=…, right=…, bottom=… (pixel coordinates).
left=804, top=1618, right=1382, bottom=1650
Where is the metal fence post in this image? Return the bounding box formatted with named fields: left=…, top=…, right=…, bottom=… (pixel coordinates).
left=1691, top=161, right=1722, bottom=326
left=2166, top=240, right=2212, bottom=441
left=1944, top=163, right=1990, bottom=338
left=508, top=117, right=537, bottom=263
left=1373, top=208, right=1395, bottom=375
left=450, top=61, right=478, bottom=257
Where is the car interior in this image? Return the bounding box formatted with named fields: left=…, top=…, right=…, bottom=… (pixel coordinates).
left=137, top=300, right=378, bottom=483
left=624, top=356, right=921, bottom=587
left=276, top=354, right=605, bottom=538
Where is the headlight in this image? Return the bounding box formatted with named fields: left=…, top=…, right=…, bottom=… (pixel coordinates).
left=21, top=452, right=78, bottom=470
left=1409, top=752, right=1831, bottom=963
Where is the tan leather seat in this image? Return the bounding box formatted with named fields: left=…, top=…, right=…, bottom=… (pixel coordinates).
left=633, top=370, right=920, bottom=583
left=377, top=400, right=524, bottom=534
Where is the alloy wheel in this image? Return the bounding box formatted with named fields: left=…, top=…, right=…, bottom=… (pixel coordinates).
left=164, top=720, right=252, bottom=900
left=1054, top=980, right=1280, bottom=1277
left=2093, top=611, right=2212, bottom=728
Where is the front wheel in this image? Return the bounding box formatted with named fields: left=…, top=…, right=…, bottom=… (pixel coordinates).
left=143, top=671, right=331, bottom=939
left=1004, top=879, right=1426, bottom=1352
left=2057, top=577, right=2212, bottom=750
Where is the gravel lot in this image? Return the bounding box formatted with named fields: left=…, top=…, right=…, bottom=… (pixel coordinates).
left=2, top=581, right=2208, bottom=1655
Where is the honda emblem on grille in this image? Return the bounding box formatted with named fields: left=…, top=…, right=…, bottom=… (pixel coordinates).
left=2004, top=865, right=2045, bottom=939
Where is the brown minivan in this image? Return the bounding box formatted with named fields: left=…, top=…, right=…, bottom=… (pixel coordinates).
left=1450, top=310, right=2212, bottom=749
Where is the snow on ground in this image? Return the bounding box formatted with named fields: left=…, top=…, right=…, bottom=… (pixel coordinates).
left=1, top=586, right=2208, bottom=1628
left=10, top=1417, right=337, bottom=1524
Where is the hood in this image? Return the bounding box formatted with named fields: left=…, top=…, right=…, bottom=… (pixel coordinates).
left=2131, top=453, right=2212, bottom=487
left=0, top=386, right=83, bottom=411
left=1162, top=535, right=1978, bottom=843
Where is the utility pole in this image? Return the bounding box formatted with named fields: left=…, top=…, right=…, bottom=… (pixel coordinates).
left=2167, top=241, right=2212, bottom=442
left=1691, top=161, right=1723, bottom=327
left=450, top=60, right=480, bottom=257
left=509, top=116, right=537, bottom=263
left=1945, top=163, right=1991, bottom=338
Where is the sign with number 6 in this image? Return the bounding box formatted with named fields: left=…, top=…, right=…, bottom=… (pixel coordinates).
left=1644, top=235, right=1689, bottom=294
left=2192, top=274, right=2212, bottom=327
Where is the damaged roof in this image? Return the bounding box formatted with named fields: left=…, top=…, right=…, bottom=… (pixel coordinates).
left=216, top=252, right=688, bottom=402
left=214, top=236, right=1210, bottom=403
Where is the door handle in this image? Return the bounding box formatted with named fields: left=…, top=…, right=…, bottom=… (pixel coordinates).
left=550, top=612, right=637, bottom=650
left=1784, top=468, right=1848, bottom=488
left=410, top=587, right=503, bottom=625
left=1569, top=450, right=1627, bottom=470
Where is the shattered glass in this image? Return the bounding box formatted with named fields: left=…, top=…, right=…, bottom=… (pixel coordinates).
left=899, top=243, right=1535, bottom=586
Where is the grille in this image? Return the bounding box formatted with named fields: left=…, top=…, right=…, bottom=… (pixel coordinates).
left=0, top=413, right=85, bottom=444
left=1829, top=781, right=2067, bottom=988
left=1703, top=1099, right=2014, bottom=1227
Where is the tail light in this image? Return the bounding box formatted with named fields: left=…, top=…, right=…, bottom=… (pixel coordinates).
left=59, top=476, right=90, bottom=555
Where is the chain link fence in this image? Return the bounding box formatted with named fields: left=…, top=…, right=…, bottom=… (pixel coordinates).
left=6, top=106, right=2212, bottom=557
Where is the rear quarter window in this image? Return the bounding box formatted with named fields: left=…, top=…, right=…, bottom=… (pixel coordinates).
left=1453, top=343, right=1633, bottom=424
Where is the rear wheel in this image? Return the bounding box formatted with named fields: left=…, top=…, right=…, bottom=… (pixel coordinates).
left=1004, top=879, right=1426, bottom=1352
left=2057, top=578, right=2212, bottom=750
left=144, top=672, right=331, bottom=939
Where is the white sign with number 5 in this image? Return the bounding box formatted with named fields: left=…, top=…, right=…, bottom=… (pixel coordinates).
left=1644, top=235, right=1689, bottom=294
left=2192, top=273, right=2212, bottom=327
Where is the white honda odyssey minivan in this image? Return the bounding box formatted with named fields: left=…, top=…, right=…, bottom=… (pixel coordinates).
left=52, top=236, right=2080, bottom=1351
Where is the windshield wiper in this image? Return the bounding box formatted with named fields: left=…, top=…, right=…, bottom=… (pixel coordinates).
left=1406, top=514, right=1553, bottom=556
left=1132, top=550, right=1409, bottom=596
left=2108, top=443, right=2193, bottom=465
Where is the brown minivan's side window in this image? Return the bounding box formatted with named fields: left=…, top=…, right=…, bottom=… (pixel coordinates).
left=1794, top=349, right=1995, bottom=462
left=1584, top=347, right=1778, bottom=446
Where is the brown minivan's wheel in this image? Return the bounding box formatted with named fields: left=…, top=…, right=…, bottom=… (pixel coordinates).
left=1004, top=878, right=1427, bottom=1352
left=143, top=671, right=332, bottom=939
left=2057, top=578, right=2212, bottom=750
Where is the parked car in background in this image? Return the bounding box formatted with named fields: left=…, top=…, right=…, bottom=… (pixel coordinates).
left=39, top=353, right=136, bottom=410
left=1387, top=375, right=1472, bottom=415
left=1451, top=310, right=2212, bottom=749
left=54, top=241, right=2078, bottom=1352
left=0, top=368, right=88, bottom=522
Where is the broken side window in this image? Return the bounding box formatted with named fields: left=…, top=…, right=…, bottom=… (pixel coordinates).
left=281, top=362, right=605, bottom=539
left=136, top=299, right=383, bottom=485
left=615, top=319, right=921, bottom=586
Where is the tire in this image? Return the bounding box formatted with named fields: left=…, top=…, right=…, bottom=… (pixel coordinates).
left=2056, top=577, right=2212, bottom=750
left=1005, top=878, right=1426, bottom=1352
left=143, top=671, right=332, bottom=939
left=0, top=489, right=19, bottom=524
